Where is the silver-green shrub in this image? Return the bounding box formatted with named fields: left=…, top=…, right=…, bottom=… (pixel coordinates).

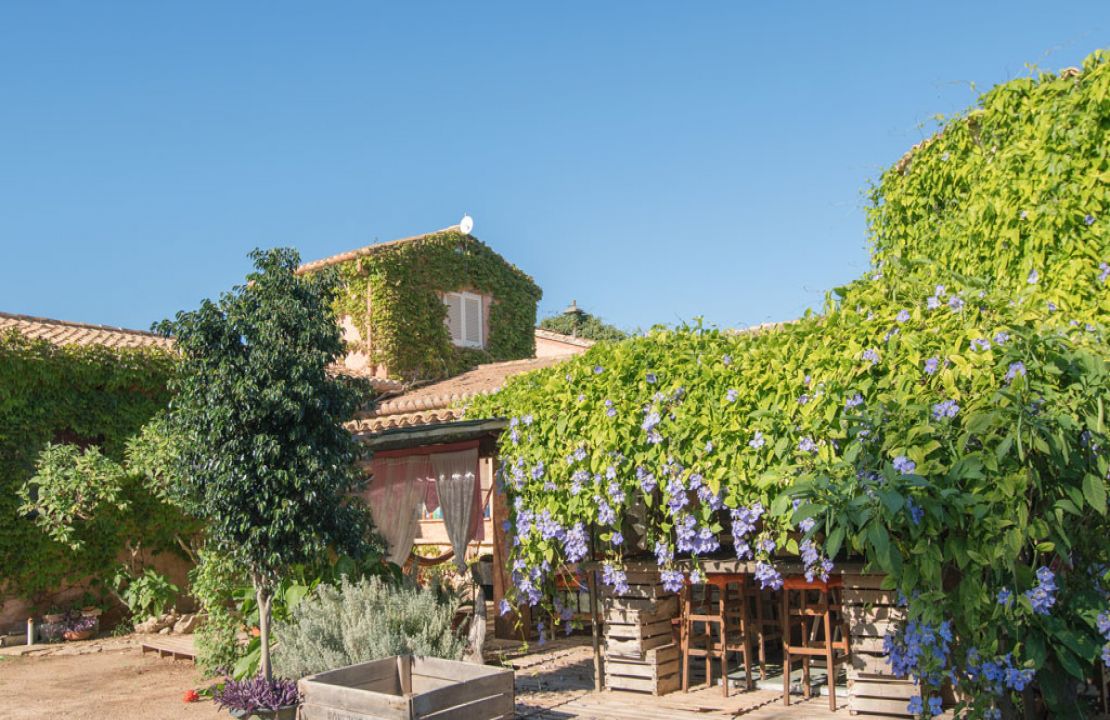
left=272, top=576, right=464, bottom=678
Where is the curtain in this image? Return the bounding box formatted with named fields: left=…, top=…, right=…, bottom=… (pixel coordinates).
left=366, top=455, right=433, bottom=565
left=430, top=449, right=480, bottom=571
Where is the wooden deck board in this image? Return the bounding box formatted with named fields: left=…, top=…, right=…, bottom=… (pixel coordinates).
left=139, top=634, right=196, bottom=661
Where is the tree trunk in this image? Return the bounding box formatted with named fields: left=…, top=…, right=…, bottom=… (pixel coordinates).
left=257, top=586, right=274, bottom=683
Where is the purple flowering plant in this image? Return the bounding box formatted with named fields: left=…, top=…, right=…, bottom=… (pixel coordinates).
left=473, top=55, right=1110, bottom=717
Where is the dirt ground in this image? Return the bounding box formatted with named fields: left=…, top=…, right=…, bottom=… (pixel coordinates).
left=0, top=633, right=595, bottom=720
left=0, top=636, right=221, bottom=720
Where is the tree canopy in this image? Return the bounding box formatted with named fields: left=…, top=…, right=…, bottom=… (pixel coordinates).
left=539, top=307, right=628, bottom=342
left=472, top=51, right=1110, bottom=718
left=158, top=247, right=374, bottom=681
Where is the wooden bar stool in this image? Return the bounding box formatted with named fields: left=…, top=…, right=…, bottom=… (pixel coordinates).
left=680, top=573, right=755, bottom=697
left=781, top=575, right=851, bottom=711
left=746, top=584, right=782, bottom=680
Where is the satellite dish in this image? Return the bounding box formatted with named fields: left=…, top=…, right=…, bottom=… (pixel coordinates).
left=459, top=214, right=474, bottom=235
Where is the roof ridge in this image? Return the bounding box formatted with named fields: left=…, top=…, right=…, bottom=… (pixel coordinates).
left=0, top=310, right=163, bottom=338
left=296, top=225, right=464, bottom=274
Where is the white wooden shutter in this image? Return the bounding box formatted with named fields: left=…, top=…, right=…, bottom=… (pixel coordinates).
left=463, top=295, right=482, bottom=347
left=444, top=293, right=463, bottom=343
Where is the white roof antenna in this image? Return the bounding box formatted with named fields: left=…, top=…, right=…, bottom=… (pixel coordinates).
left=459, top=214, right=474, bottom=235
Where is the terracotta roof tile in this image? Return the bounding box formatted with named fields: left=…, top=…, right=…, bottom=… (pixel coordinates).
left=351, top=355, right=568, bottom=434
left=533, top=328, right=596, bottom=348
left=0, top=311, right=172, bottom=350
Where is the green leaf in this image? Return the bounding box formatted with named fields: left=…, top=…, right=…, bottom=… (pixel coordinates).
left=1082, top=474, right=1106, bottom=514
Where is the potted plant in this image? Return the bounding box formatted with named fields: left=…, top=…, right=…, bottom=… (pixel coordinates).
left=62, top=612, right=98, bottom=641
left=43, top=606, right=64, bottom=624
left=214, top=676, right=300, bottom=720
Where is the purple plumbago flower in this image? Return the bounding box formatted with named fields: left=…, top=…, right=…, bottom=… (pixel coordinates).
left=1086, top=214, right=1096, bottom=226
left=924, top=357, right=939, bottom=375
left=722, top=354, right=732, bottom=366
left=1047, top=301, right=1057, bottom=313
left=845, top=393, right=864, bottom=410
left=758, top=537, right=776, bottom=554
left=1005, top=362, right=1026, bottom=383
left=896, top=309, right=911, bottom=323
left=1025, top=566, right=1057, bottom=615
left=948, top=296, right=965, bottom=311
left=601, top=563, right=629, bottom=595
left=605, top=399, right=616, bottom=417
left=607, top=479, right=625, bottom=504
left=563, top=522, right=589, bottom=562
left=690, top=569, right=704, bottom=585
left=754, top=561, right=783, bottom=590
left=645, top=372, right=657, bottom=384
left=595, top=497, right=616, bottom=526
left=927, top=295, right=941, bottom=310
left=531, top=461, right=545, bottom=480
left=932, top=399, right=959, bottom=420
left=661, top=569, right=685, bottom=594
left=704, top=441, right=714, bottom=453
left=862, top=348, right=880, bottom=365
left=1100, top=262, right=1110, bottom=283
left=893, top=456, right=916, bottom=475
left=610, top=531, right=624, bottom=546
left=994, top=331, right=1010, bottom=345
left=996, top=588, right=1012, bottom=606
left=523, top=414, right=534, bottom=425
left=935, top=285, right=947, bottom=297
left=970, top=337, right=991, bottom=352
left=654, top=541, right=673, bottom=566
left=905, top=497, right=924, bottom=524
left=798, top=436, right=818, bottom=454
left=593, top=365, right=604, bottom=374
left=749, top=431, right=765, bottom=449
left=499, top=598, right=512, bottom=616
left=1028, top=269, right=1039, bottom=285
left=798, top=394, right=810, bottom=405
left=726, top=388, right=739, bottom=403
left=641, top=411, right=660, bottom=433
left=636, top=466, right=657, bottom=494
left=577, top=394, right=585, bottom=403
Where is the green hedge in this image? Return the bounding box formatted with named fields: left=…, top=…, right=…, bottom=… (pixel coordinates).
left=0, top=332, right=178, bottom=602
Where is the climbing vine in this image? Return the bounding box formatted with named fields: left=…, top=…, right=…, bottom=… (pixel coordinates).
left=471, top=51, right=1110, bottom=718
left=329, top=231, right=542, bottom=382
left=0, top=332, right=180, bottom=603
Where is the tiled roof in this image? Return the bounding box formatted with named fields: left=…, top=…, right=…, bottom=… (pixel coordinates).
left=350, top=355, right=567, bottom=434
left=0, top=311, right=172, bottom=350
left=328, top=363, right=406, bottom=394
left=534, top=328, right=595, bottom=348
left=296, top=225, right=464, bottom=274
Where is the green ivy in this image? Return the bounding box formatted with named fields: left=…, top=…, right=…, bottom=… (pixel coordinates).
left=330, top=231, right=542, bottom=382
left=471, top=51, right=1110, bottom=717
left=0, top=331, right=178, bottom=602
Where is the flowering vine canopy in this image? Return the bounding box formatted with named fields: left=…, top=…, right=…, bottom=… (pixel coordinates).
left=469, top=52, right=1110, bottom=717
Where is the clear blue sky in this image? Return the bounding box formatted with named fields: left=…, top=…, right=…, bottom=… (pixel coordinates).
left=0, top=3, right=1104, bottom=333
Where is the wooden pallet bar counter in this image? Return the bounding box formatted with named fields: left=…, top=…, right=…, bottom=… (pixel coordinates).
left=600, top=570, right=681, bottom=695
left=582, top=559, right=913, bottom=710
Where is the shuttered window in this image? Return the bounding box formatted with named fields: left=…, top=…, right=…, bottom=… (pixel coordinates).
left=443, top=291, right=484, bottom=348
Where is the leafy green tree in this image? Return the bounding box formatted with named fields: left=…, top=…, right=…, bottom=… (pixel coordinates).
left=539, top=306, right=627, bottom=341
left=158, top=248, right=373, bottom=682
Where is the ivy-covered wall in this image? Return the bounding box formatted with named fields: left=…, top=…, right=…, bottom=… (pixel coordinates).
left=0, top=331, right=177, bottom=603
left=331, top=231, right=542, bottom=382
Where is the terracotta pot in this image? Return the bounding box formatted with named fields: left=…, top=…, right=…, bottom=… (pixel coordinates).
left=81, top=608, right=102, bottom=618
left=63, top=629, right=94, bottom=641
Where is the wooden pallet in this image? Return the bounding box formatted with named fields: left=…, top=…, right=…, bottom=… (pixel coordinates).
left=606, top=643, right=681, bottom=695
left=843, top=575, right=915, bottom=717
left=140, top=635, right=197, bottom=661
left=601, top=573, right=681, bottom=696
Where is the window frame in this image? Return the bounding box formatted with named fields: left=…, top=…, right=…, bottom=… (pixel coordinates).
left=443, top=291, right=484, bottom=349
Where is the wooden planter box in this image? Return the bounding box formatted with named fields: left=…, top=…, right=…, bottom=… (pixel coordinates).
left=601, top=571, right=681, bottom=695
left=299, top=655, right=514, bottom=720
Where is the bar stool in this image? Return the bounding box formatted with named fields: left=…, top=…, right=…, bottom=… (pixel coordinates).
left=781, top=575, right=851, bottom=710
left=746, top=584, right=782, bottom=680
left=680, top=573, right=755, bottom=696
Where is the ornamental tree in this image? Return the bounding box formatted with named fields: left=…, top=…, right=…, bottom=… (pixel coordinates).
left=472, top=51, right=1110, bottom=718
left=158, top=248, right=372, bottom=682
